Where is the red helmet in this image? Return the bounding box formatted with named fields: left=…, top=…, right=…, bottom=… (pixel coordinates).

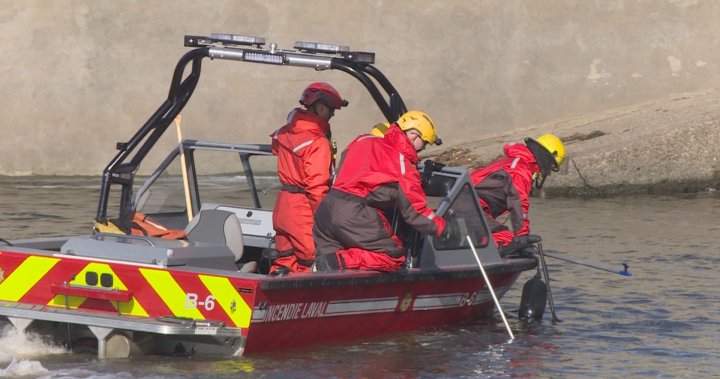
left=299, top=82, right=348, bottom=110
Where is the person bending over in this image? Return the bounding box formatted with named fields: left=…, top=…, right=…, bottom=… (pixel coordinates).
left=470, top=134, right=566, bottom=252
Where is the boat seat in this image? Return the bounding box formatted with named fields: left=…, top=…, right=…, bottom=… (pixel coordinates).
left=185, top=209, right=244, bottom=263
left=239, top=260, right=257, bottom=273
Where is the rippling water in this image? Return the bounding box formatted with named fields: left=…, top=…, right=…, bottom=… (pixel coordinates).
left=0, top=179, right=718, bottom=378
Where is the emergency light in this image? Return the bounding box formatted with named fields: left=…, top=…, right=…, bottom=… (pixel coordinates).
left=294, top=41, right=350, bottom=54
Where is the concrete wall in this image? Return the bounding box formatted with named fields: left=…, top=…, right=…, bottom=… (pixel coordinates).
left=1, top=0, right=719, bottom=175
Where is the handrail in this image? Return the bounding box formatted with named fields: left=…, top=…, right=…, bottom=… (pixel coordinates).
left=96, top=47, right=209, bottom=226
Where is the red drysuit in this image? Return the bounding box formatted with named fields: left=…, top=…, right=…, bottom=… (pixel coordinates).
left=313, top=124, right=445, bottom=272
left=470, top=143, right=539, bottom=247
left=271, top=108, right=334, bottom=272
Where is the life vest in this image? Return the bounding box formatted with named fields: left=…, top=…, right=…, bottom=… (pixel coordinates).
left=130, top=212, right=187, bottom=239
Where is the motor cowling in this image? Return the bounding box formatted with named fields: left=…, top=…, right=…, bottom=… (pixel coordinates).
left=519, top=275, right=547, bottom=320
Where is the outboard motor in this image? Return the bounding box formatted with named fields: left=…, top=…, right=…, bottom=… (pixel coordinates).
left=518, top=272, right=547, bottom=320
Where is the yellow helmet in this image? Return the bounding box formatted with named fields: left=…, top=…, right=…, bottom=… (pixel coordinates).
left=525, top=133, right=566, bottom=175
left=535, top=133, right=566, bottom=169
left=396, top=110, right=442, bottom=145
left=370, top=122, right=390, bottom=137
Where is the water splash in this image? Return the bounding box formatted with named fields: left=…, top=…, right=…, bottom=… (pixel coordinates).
left=0, top=358, right=50, bottom=378
left=0, top=324, right=66, bottom=363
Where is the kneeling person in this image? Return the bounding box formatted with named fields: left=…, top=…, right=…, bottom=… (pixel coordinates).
left=313, top=111, right=446, bottom=272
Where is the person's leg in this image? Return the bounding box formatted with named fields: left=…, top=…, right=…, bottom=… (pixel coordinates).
left=312, top=201, right=345, bottom=257
left=337, top=248, right=406, bottom=272
left=272, top=193, right=315, bottom=273
left=493, top=229, right=514, bottom=248
left=270, top=233, right=298, bottom=274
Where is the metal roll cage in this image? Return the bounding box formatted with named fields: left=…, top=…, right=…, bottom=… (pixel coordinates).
left=96, top=34, right=409, bottom=227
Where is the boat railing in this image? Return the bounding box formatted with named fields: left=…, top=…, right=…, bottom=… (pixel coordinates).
left=90, top=233, right=159, bottom=247
left=97, top=33, right=411, bottom=231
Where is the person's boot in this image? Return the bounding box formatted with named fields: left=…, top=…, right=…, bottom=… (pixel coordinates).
left=268, top=266, right=290, bottom=277
left=313, top=254, right=339, bottom=272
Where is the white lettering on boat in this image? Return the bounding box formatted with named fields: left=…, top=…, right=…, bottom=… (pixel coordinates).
left=301, top=301, right=327, bottom=318
left=263, top=301, right=329, bottom=322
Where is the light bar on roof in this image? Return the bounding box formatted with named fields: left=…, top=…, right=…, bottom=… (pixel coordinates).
left=243, top=51, right=284, bottom=65
left=210, top=33, right=265, bottom=46
left=184, top=34, right=266, bottom=48
left=344, top=51, right=375, bottom=64
left=185, top=35, right=212, bottom=47
left=294, top=41, right=350, bottom=54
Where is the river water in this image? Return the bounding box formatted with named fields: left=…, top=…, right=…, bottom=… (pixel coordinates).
left=0, top=179, right=718, bottom=378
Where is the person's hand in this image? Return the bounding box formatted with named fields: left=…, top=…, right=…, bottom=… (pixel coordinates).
left=433, top=216, right=446, bottom=237
left=499, top=234, right=542, bottom=257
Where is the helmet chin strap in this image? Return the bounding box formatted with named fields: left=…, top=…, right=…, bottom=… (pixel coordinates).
left=534, top=172, right=547, bottom=190
left=308, top=103, right=320, bottom=116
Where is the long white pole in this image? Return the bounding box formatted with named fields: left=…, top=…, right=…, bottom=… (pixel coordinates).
left=542, top=249, right=631, bottom=276
left=467, top=235, right=514, bottom=340
left=175, top=115, right=194, bottom=222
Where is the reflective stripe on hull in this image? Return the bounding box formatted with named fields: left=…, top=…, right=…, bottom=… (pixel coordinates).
left=0, top=251, right=255, bottom=328
left=0, top=249, right=533, bottom=356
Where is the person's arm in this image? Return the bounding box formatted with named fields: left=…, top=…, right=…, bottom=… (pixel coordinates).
left=396, top=161, right=445, bottom=236
left=507, top=169, right=533, bottom=236
left=303, top=138, right=333, bottom=212
left=366, top=182, right=444, bottom=236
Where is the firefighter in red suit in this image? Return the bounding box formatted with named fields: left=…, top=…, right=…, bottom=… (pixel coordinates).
left=270, top=82, right=348, bottom=276
left=470, top=134, right=566, bottom=250
left=313, top=110, right=446, bottom=272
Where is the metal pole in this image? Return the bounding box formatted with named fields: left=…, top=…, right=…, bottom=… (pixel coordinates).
left=175, top=115, right=194, bottom=222
left=542, top=249, right=632, bottom=276
left=467, top=235, right=514, bottom=341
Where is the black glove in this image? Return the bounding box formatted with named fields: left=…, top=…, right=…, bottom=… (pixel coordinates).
left=512, top=234, right=542, bottom=246
left=438, top=218, right=455, bottom=241
left=499, top=234, right=542, bottom=257
left=436, top=215, right=460, bottom=247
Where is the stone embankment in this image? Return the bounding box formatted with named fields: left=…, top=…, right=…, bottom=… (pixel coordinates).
left=428, top=88, right=720, bottom=198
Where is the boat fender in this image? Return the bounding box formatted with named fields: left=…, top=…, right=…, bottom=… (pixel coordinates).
left=518, top=275, right=547, bottom=320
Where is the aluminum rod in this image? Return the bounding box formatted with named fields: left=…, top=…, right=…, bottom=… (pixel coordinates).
left=467, top=235, right=514, bottom=341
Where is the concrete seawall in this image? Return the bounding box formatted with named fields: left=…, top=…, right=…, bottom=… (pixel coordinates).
left=1, top=1, right=719, bottom=193
left=429, top=88, right=720, bottom=196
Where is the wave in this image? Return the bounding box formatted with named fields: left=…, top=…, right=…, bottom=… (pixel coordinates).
left=0, top=324, right=65, bottom=372
left=0, top=358, right=50, bottom=378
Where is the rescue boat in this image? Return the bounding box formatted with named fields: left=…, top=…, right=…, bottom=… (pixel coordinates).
left=0, top=34, right=538, bottom=358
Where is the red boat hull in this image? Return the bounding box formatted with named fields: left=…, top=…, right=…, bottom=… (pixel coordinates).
left=0, top=248, right=534, bottom=356
left=243, top=268, right=524, bottom=353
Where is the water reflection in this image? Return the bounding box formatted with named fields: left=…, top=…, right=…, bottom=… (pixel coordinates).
left=0, top=180, right=719, bottom=377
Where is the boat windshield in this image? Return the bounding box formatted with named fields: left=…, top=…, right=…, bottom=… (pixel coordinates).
left=134, top=146, right=278, bottom=230
left=432, top=183, right=491, bottom=250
